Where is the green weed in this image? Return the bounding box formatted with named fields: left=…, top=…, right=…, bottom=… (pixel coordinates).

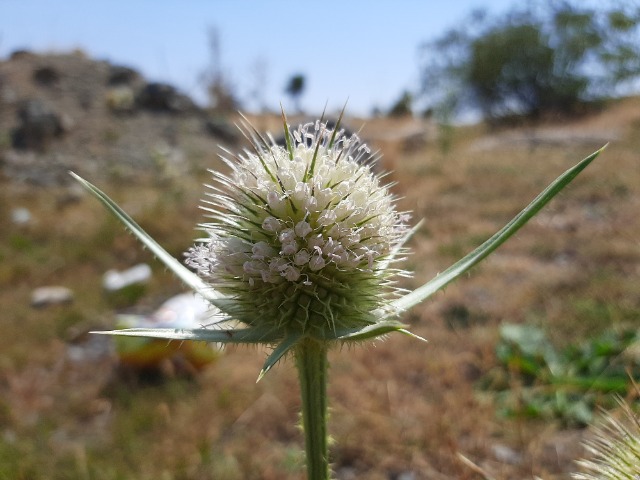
left=482, top=323, right=640, bottom=426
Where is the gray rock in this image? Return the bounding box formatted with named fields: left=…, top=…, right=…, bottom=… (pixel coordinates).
left=491, top=443, right=523, bottom=465
left=136, top=82, right=195, bottom=113
left=396, top=472, right=416, bottom=480
left=31, top=286, right=74, bottom=308
left=102, top=263, right=152, bottom=291
left=66, top=334, right=114, bottom=363
left=105, top=86, right=136, bottom=113
left=107, top=65, right=140, bottom=86
left=204, top=117, right=239, bottom=144
left=12, top=99, right=69, bottom=152
left=11, top=207, right=31, bottom=225
left=32, top=65, right=60, bottom=86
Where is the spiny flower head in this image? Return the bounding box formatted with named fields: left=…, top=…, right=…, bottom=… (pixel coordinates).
left=573, top=398, right=640, bottom=480
left=186, top=116, right=410, bottom=341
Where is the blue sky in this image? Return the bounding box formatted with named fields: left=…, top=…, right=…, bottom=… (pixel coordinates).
left=1, top=1, right=517, bottom=116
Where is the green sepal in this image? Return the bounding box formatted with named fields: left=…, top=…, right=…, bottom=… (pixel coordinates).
left=69, top=172, right=226, bottom=308
left=258, top=331, right=304, bottom=382
left=389, top=146, right=605, bottom=314
left=91, top=326, right=282, bottom=344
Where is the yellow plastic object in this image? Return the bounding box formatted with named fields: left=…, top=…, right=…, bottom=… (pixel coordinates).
left=114, top=293, right=221, bottom=370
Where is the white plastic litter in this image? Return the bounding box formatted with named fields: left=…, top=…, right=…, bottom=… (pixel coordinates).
left=117, top=292, right=213, bottom=329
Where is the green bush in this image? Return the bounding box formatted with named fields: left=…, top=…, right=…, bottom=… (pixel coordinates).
left=420, top=2, right=640, bottom=122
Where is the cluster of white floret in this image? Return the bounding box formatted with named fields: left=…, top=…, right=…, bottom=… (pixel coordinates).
left=185, top=119, right=408, bottom=331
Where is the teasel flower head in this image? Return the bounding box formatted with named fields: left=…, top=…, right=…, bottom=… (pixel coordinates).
left=573, top=397, right=640, bottom=480
left=185, top=113, right=410, bottom=342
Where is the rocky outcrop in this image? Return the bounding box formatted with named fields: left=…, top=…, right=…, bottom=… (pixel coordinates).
left=136, top=82, right=195, bottom=113
left=12, top=99, right=70, bottom=151
left=0, top=51, right=238, bottom=186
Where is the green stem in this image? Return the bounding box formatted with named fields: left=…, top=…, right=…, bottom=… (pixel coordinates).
left=295, top=338, right=330, bottom=480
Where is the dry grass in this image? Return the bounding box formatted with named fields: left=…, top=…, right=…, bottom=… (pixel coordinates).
left=1, top=98, right=639, bottom=479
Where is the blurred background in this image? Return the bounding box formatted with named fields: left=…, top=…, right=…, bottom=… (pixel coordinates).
left=1, top=0, right=518, bottom=116
left=3, top=0, right=638, bottom=118
left=1, top=1, right=640, bottom=479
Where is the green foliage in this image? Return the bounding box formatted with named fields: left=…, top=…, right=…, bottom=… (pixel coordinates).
left=482, top=323, right=640, bottom=426
left=284, top=73, right=306, bottom=112
left=387, top=91, right=413, bottom=117
left=468, top=22, right=585, bottom=118
left=54, top=309, right=86, bottom=338
left=104, top=283, right=147, bottom=309
left=420, top=1, right=640, bottom=121
left=8, top=233, right=34, bottom=252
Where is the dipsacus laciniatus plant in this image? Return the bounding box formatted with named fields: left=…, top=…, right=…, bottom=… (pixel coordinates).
left=72, top=109, right=604, bottom=480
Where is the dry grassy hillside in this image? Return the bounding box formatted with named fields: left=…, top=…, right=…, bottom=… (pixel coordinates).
left=0, top=52, right=639, bottom=479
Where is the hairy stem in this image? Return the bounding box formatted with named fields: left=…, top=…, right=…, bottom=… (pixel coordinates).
left=295, top=338, right=330, bottom=480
